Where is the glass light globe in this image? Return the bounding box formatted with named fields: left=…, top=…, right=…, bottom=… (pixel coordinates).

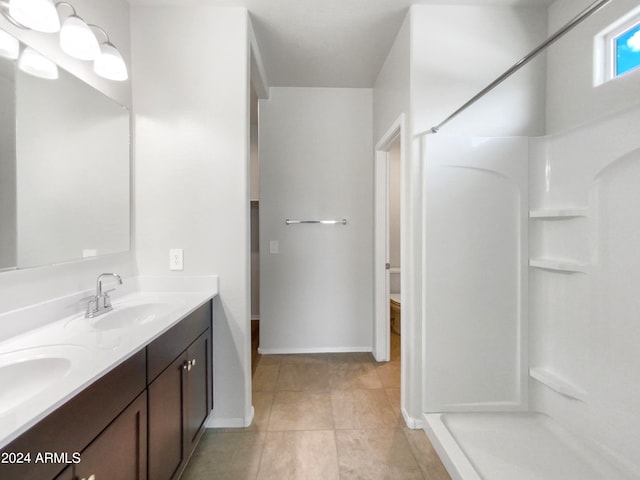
left=9, top=0, right=60, bottom=33
left=18, top=47, right=59, bottom=80
left=60, top=14, right=100, bottom=60
left=94, top=42, right=128, bottom=81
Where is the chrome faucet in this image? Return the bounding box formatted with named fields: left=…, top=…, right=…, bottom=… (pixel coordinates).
left=86, top=273, right=123, bottom=318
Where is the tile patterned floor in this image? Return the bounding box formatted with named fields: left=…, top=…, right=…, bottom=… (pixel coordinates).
left=181, top=332, right=451, bottom=480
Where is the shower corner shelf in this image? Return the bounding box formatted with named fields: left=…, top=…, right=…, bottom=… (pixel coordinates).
left=529, top=207, right=588, bottom=219
left=529, top=367, right=588, bottom=403
left=529, top=258, right=588, bottom=273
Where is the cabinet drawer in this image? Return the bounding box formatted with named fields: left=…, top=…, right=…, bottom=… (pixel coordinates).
left=147, top=301, right=211, bottom=383
left=74, top=391, right=147, bottom=480
left=0, top=349, right=146, bottom=480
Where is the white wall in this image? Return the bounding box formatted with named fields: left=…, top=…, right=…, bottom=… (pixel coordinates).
left=422, top=135, right=529, bottom=412
left=0, top=60, right=16, bottom=270
left=372, top=13, right=424, bottom=424
left=546, top=0, right=640, bottom=133
left=373, top=14, right=410, bottom=144
left=411, top=4, right=547, bottom=137
left=409, top=4, right=547, bottom=418
left=259, top=87, right=373, bottom=353
left=529, top=1, right=640, bottom=473
left=0, top=0, right=133, bottom=314
left=529, top=105, right=640, bottom=477
left=131, top=6, right=253, bottom=426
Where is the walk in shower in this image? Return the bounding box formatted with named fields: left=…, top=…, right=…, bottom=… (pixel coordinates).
left=416, top=0, right=640, bottom=478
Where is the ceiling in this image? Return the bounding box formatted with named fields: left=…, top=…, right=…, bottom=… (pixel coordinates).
left=128, top=0, right=552, bottom=88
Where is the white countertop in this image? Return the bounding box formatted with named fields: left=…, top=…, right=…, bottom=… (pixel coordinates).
left=0, top=275, right=218, bottom=450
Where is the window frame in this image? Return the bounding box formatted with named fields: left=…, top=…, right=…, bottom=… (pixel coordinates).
left=594, top=7, right=640, bottom=86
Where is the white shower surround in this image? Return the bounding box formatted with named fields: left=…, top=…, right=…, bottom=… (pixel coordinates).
left=422, top=105, right=640, bottom=479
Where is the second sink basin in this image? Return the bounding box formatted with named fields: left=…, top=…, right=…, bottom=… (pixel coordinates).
left=0, top=346, right=87, bottom=416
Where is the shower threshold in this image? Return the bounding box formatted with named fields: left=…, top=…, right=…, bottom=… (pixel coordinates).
left=424, top=412, right=637, bottom=480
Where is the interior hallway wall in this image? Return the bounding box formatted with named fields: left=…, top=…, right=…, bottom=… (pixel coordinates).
left=259, top=87, right=374, bottom=352
left=131, top=6, right=253, bottom=426
left=372, top=13, right=421, bottom=423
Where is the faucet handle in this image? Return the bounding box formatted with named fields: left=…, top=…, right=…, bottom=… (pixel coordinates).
left=85, top=296, right=99, bottom=317
left=103, top=289, right=116, bottom=308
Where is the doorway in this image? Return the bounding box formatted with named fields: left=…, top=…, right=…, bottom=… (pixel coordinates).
left=373, top=114, right=405, bottom=363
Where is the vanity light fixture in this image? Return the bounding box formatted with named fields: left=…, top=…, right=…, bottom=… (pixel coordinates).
left=91, top=24, right=127, bottom=81
left=6, top=0, right=60, bottom=33
left=0, top=28, right=19, bottom=59
left=57, top=2, right=99, bottom=60
left=18, top=45, right=58, bottom=79
left=1, top=0, right=127, bottom=81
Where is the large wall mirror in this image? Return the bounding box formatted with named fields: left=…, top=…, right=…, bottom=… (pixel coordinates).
left=0, top=28, right=130, bottom=271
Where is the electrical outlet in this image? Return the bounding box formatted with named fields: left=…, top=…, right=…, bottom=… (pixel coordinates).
left=169, top=248, right=184, bottom=270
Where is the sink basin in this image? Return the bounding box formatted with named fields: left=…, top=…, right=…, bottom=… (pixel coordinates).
left=0, top=346, right=86, bottom=416
left=87, top=302, right=174, bottom=331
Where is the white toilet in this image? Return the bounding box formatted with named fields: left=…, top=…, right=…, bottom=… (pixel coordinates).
left=389, top=268, right=401, bottom=335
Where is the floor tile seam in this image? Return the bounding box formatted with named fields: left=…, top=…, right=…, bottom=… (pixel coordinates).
left=332, top=425, right=344, bottom=480
left=274, top=386, right=333, bottom=392
left=266, top=424, right=337, bottom=433
left=263, top=383, right=277, bottom=433
left=252, top=427, right=271, bottom=480
left=399, top=427, right=433, bottom=480
left=272, top=361, right=283, bottom=393
left=272, top=386, right=388, bottom=393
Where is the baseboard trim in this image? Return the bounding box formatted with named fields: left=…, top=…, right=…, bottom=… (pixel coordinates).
left=400, top=408, right=425, bottom=429
left=257, top=346, right=372, bottom=355
left=205, top=406, right=254, bottom=429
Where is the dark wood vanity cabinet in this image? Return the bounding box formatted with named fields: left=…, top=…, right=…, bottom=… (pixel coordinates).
left=147, top=302, right=212, bottom=480
left=73, top=392, right=147, bottom=480
left=54, top=466, right=74, bottom=480
left=0, top=300, right=213, bottom=480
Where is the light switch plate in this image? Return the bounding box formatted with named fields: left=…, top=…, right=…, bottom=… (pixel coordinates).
left=169, top=248, right=184, bottom=270
left=269, top=240, right=279, bottom=254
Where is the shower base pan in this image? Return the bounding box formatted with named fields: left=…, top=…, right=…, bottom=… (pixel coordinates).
left=424, top=412, right=636, bottom=480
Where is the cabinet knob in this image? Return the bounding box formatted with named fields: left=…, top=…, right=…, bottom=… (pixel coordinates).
left=183, top=359, right=196, bottom=371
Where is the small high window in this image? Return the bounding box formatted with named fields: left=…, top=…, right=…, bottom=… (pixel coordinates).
left=594, top=8, right=640, bottom=85
left=614, top=22, right=640, bottom=77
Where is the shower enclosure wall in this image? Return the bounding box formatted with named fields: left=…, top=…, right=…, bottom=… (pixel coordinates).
left=409, top=1, right=640, bottom=479
left=421, top=107, right=640, bottom=479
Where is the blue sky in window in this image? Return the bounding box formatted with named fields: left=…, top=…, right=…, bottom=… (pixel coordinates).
left=616, top=23, right=640, bottom=76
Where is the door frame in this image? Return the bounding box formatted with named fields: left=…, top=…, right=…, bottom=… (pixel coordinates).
left=373, top=114, right=405, bottom=362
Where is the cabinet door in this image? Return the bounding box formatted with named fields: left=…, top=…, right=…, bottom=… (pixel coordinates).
left=148, top=352, right=188, bottom=480
left=53, top=465, right=74, bottom=480
left=185, top=330, right=211, bottom=452
left=74, top=392, right=147, bottom=480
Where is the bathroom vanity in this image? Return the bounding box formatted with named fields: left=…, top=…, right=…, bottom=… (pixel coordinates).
left=0, top=280, right=217, bottom=480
